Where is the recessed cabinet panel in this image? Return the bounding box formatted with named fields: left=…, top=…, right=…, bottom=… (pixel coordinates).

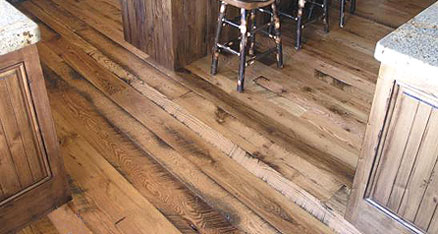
left=0, top=64, right=51, bottom=204
left=365, top=83, right=438, bottom=233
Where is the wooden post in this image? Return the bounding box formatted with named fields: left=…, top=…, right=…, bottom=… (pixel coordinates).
left=120, top=0, right=214, bottom=70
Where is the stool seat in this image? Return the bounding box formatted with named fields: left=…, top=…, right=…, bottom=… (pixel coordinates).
left=223, top=0, right=275, bottom=10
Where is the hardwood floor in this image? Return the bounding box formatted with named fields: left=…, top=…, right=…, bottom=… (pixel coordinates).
left=15, top=0, right=434, bottom=233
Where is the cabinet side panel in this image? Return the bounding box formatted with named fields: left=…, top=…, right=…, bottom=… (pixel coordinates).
left=369, top=92, right=419, bottom=205
left=0, top=64, right=50, bottom=204
left=387, top=103, right=432, bottom=211
left=364, top=83, right=438, bottom=233
left=397, top=110, right=438, bottom=222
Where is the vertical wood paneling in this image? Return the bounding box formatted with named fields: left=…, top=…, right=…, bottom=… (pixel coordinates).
left=0, top=117, right=22, bottom=199
left=428, top=210, right=438, bottom=233
left=370, top=93, right=419, bottom=205
left=0, top=65, right=50, bottom=202
left=386, top=103, right=432, bottom=211
left=360, top=83, right=438, bottom=232
left=0, top=77, right=34, bottom=187
left=6, top=69, right=46, bottom=181
left=398, top=110, right=438, bottom=222
left=414, top=154, right=438, bottom=229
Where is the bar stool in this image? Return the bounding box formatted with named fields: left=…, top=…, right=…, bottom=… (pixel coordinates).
left=278, top=0, right=329, bottom=50
left=340, top=0, right=356, bottom=27
left=211, top=0, right=284, bottom=93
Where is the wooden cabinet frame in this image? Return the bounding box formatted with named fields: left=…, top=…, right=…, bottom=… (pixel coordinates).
left=0, top=45, right=71, bottom=234
left=347, top=64, right=438, bottom=234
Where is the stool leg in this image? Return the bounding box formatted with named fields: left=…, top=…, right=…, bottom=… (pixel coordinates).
left=248, top=9, right=256, bottom=57
left=211, top=1, right=227, bottom=75
left=237, top=8, right=248, bottom=93
left=296, top=0, right=305, bottom=50
left=340, top=0, right=345, bottom=28
left=350, top=0, right=356, bottom=13
left=271, top=3, right=283, bottom=68
left=308, top=3, right=315, bottom=20
left=323, top=0, right=330, bottom=33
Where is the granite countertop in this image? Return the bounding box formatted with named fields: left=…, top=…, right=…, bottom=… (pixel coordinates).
left=375, top=2, right=438, bottom=72
left=0, top=0, right=40, bottom=56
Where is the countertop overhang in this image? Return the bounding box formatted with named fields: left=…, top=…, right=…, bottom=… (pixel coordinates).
left=375, top=2, right=438, bottom=73
left=0, top=0, right=40, bottom=56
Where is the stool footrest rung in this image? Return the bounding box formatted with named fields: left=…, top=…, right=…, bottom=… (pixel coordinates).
left=279, top=11, right=298, bottom=21
left=303, top=16, right=322, bottom=28
left=308, top=1, right=324, bottom=8
left=251, top=22, right=272, bottom=35
left=223, top=19, right=240, bottom=28
left=259, top=29, right=275, bottom=39
left=258, top=8, right=273, bottom=16
left=217, top=43, right=240, bottom=56
left=246, top=47, right=277, bottom=66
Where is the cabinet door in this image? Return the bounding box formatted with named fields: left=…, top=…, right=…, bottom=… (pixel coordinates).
left=0, top=46, right=70, bottom=234
left=347, top=65, right=438, bottom=234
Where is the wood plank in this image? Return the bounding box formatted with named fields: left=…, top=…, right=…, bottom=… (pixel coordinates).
left=0, top=107, right=22, bottom=199
left=354, top=0, right=435, bottom=28
left=386, top=103, right=432, bottom=211
left=79, top=0, right=123, bottom=25
left=370, top=93, right=419, bottom=205
left=414, top=156, right=438, bottom=229
left=5, top=66, right=46, bottom=181
left=78, top=29, right=190, bottom=99
left=0, top=78, right=34, bottom=187
left=48, top=204, right=94, bottom=234
left=398, top=110, right=438, bottom=221
left=29, top=0, right=148, bottom=61
left=428, top=209, right=438, bottom=233
left=53, top=114, right=181, bottom=234
left=17, top=217, right=59, bottom=234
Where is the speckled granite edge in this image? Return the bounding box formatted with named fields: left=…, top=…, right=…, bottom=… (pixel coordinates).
left=375, top=2, right=438, bottom=73
left=0, top=0, right=41, bottom=56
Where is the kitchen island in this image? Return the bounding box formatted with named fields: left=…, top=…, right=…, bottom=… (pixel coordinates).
left=347, top=2, right=438, bottom=233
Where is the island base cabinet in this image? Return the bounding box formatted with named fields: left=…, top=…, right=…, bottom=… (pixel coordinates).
left=347, top=64, right=438, bottom=234
left=0, top=45, right=71, bottom=234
